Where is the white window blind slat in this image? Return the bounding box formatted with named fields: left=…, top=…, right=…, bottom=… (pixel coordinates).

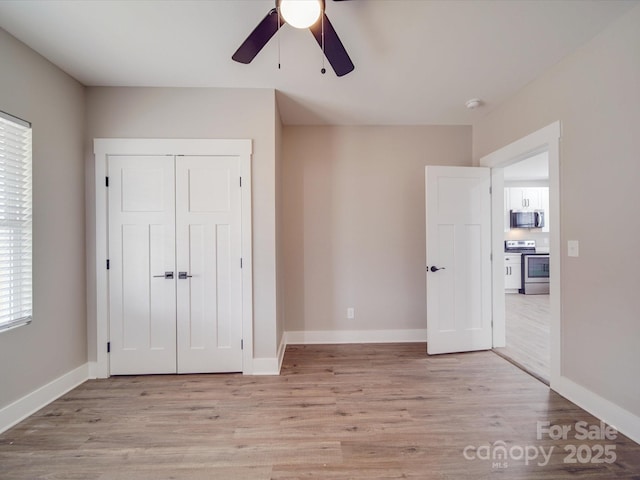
left=0, top=112, right=32, bottom=332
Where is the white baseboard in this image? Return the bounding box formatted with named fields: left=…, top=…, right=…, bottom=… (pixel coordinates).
left=277, top=333, right=287, bottom=372
left=554, top=375, right=640, bottom=445
left=285, top=328, right=427, bottom=345
left=249, top=332, right=288, bottom=376
left=251, top=357, right=280, bottom=375
left=0, top=363, right=89, bottom=434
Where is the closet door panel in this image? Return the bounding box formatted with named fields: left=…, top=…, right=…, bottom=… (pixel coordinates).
left=107, top=155, right=177, bottom=375
left=175, top=156, right=243, bottom=373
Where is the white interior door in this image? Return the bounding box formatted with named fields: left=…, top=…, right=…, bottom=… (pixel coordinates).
left=425, top=166, right=492, bottom=355
left=108, top=155, right=177, bottom=374
left=175, top=156, right=243, bottom=373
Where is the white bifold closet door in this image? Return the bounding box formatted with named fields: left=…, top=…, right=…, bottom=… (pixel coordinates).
left=108, top=155, right=243, bottom=375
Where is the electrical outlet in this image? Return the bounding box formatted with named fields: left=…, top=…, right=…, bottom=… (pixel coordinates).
left=347, top=307, right=355, bottom=319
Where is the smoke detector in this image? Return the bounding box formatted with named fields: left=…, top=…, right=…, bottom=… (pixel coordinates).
left=465, top=98, right=483, bottom=109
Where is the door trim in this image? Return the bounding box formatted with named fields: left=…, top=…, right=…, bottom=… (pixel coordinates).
left=92, top=139, right=253, bottom=378
left=479, top=121, right=561, bottom=388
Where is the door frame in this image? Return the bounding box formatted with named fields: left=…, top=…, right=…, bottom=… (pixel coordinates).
left=479, top=121, right=561, bottom=387
left=92, top=138, right=253, bottom=378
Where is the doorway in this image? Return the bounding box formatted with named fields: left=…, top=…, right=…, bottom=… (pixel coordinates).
left=494, top=152, right=551, bottom=383
left=479, top=121, right=561, bottom=388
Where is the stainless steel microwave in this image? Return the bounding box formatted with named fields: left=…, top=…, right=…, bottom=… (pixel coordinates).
left=510, top=210, right=544, bottom=229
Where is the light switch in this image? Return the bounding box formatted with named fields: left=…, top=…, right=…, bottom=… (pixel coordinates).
left=568, top=240, right=579, bottom=257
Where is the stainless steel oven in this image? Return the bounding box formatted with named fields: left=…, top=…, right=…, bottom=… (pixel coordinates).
left=521, top=254, right=550, bottom=294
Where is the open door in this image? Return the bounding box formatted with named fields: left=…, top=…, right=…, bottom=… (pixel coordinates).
left=425, top=166, right=492, bottom=354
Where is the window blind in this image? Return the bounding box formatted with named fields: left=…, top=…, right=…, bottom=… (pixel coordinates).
left=0, top=111, right=32, bottom=331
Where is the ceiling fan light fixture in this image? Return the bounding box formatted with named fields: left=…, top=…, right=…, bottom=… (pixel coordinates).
left=279, top=0, right=322, bottom=29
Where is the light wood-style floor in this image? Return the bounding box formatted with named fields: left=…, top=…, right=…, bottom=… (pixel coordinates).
left=1, top=343, right=639, bottom=479
left=495, top=293, right=550, bottom=384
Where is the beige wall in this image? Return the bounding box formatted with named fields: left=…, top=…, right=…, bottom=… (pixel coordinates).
left=85, top=87, right=280, bottom=360
left=473, top=5, right=640, bottom=416
left=283, top=126, right=471, bottom=333
left=0, top=29, right=86, bottom=407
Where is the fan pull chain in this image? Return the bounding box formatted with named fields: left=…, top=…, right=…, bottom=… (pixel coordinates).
left=321, top=12, right=326, bottom=74
left=277, top=8, right=281, bottom=69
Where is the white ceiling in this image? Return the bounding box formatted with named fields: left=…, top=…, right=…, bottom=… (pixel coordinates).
left=0, top=0, right=637, bottom=125
left=504, top=151, right=549, bottom=181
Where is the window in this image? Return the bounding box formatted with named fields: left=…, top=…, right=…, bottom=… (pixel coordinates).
left=0, top=111, right=32, bottom=332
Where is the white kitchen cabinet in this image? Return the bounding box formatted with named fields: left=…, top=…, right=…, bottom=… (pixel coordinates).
left=504, top=254, right=522, bottom=292
left=509, top=187, right=542, bottom=210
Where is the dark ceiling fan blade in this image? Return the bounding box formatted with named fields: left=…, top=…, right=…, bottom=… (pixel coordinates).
left=309, top=13, right=354, bottom=77
left=232, top=8, right=283, bottom=64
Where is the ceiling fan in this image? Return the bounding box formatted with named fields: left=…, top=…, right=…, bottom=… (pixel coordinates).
left=232, top=0, right=355, bottom=77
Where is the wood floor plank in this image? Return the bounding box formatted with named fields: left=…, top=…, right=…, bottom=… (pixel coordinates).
left=1, top=343, right=638, bottom=479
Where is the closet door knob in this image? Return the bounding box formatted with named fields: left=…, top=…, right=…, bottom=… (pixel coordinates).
left=153, top=272, right=174, bottom=279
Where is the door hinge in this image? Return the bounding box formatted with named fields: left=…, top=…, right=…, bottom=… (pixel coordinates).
left=241, top=339, right=244, bottom=350
left=240, top=258, right=243, bottom=269
left=106, top=259, right=110, bottom=270
left=240, top=176, right=242, bottom=187
left=489, top=186, right=492, bottom=194
left=105, top=176, right=109, bottom=187
left=490, top=253, right=493, bottom=261
left=107, top=342, right=111, bottom=353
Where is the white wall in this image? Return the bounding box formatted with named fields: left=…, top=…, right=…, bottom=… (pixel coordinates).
left=85, top=87, right=280, bottom=360
left=473, top=5, right=640, bottom=416
left=283, top=126, right=471, bottom=335
left=0, top=28, right=86, bottom=408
